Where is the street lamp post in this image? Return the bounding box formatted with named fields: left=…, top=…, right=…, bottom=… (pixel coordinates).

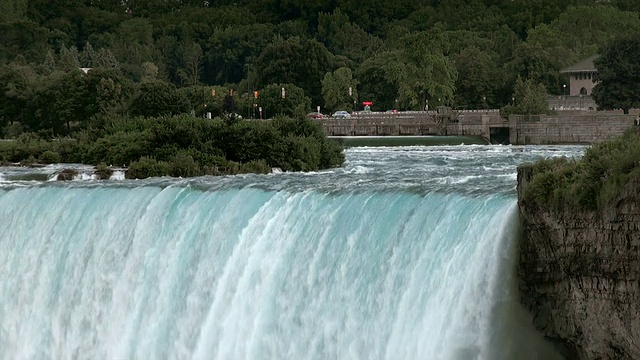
left=579, top=94, right=583, bottom=110
left=563, top=84, right=567, bottom=109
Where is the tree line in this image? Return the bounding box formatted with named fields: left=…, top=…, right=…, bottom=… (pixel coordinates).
left=1, top=0, right=639, bottom=137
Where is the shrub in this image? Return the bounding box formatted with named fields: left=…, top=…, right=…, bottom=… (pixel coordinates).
left=39, top=150, right=61, bottom=164
left=237, top=160, right=271, bottom=174
left=126, top=157, right=171, bottom=179
left=523, top=129, right=640, bottom=211
left=169, top=152, right=200, bottom=177
left=20, top=155, right=37, bottom=166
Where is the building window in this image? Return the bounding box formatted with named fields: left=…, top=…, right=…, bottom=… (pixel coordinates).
left=580, top=87, right=587, bottom=95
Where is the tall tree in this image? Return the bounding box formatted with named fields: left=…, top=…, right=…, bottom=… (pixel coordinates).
left=0, top=64, right=34, bottom=130
left=0, top=0, right=28, bottom=22
left=128, top=80, right=189, bottom=118
left=454, top=46, right=496, bottom=109
left=511, top=77, right=549, bottom=115
left=322, top=67, right=358, bottom=112
left=80, top=42, right=97, bottom=68
left=257, top=83, right=310, bottom=119
left=57, top=45, right=81, bottom=72
left=177, top=42, right=203, bottom=86
left=29, top=70, right=87, bottom=135
left=317, top=9, right=386, bottom=65
left=206, top=23, right=276, bottom=84
left=592, top=33, right=640, bottom=114
left=0, top=21, right=50, bottom=64
left=397, top=29, right=458, bottom=109
left=256, top=37, right=334, bottom=107
left=355, top=51, right=403, bottom=110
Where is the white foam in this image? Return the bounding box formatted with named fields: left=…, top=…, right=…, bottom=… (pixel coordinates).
left=109, top=170, right=126, bottom=180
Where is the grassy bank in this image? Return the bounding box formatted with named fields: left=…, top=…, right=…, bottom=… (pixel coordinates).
left=521, top=129, right=640, bottom=210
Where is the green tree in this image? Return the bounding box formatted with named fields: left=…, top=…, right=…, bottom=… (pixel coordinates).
left=505, top=77, right=549, bottom=115
left=206, top=23, right=276, bottom=84
left=178, top=85, right=215, bottom=118
left=0, top=0, right=27, bottom=22
left=128, top=80, right=189, bottom=118
left=518, top=5, right=640, bottom=94
left=0, top=65, right=34, bottom=131
left=258, top=83, right=310, bottom=119
left=355, top=51, right=402, bottom=110
left=255, top=37, right=335, bottom=107
left=43, top=50, right=56, bottom=73
left=177, top=42, right=203, bottom=86
left=84, top=68, right=133, bottom=117
left=317, top=9, right=386, bottom=65
left=93, top=48, right=119, bottom=69
left=57, top=45, right=80, bottom=72
left=141, top=62, right=158, bottom=82
left=0, top=21, right=50, bottom=64
left=592, top=33, right=640, bottom=114
left=322, top=67, right=358, bottom=112
left=29, top=70, right=87, bottom=135
left=396, top=29, right=458, bottom=109
left=454, top=46, right=496, bottom=109
left=80, top=42, right=97, bottom=68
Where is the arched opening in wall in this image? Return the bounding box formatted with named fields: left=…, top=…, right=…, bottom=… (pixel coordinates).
left=580, top=87, right=588, bottom=95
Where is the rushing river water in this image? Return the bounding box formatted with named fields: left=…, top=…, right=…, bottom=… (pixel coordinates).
left=0, top=144, right=584, bottom=360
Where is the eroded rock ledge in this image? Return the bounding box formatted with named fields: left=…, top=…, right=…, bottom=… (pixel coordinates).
left=517, top=165, right=640, bottom=359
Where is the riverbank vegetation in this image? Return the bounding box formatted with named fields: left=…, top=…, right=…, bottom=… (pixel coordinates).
left=521, top=129, right=640, bottom=210
left=0, top=115, right=345, bottom=178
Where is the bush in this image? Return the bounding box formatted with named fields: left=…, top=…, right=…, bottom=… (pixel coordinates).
left=236, top=160, right=272, bottom=174
left=126, top=157, right=171, bottom=179
left=2, top=114, right=345, bottom=178
left=39, top=150, right=61, bottom=164
left=20, top=155, right=37, bottom=166
left=169, top=152, right=200, bottom=177
left=523, top=129, right=640, bottom=211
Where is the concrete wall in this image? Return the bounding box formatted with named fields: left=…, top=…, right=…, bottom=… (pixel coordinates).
left=547, top=95, right=597, bottom=110
left=321, top=110, right=639, bottom=145
left=320, top=110, right=502, bottom=137
left=508, top=114, right=637, bottom=145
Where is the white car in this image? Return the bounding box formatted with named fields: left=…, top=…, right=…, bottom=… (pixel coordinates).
left=332, top=111, right=351, bottom=119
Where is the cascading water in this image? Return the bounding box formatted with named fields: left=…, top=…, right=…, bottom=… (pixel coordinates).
left=0, top=145, right=584, bottom=359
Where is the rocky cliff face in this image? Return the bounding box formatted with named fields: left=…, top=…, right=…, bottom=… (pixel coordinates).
left=517, top=166, right=640, bottom=359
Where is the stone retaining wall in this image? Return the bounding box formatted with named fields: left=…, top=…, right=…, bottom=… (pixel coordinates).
left=509, top=114, right=637, bottom=145
left=321, top=111, right=639, bottom=145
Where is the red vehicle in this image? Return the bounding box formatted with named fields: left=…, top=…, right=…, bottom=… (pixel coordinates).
left=306, top=112, right=325, bottom=119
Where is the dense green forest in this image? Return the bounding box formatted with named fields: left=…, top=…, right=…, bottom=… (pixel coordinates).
left=1, top=0, right=640, bottom=134
left=0, top=0, right=639, bottom=177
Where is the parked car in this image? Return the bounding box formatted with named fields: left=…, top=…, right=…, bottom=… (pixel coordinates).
left=332, top=111, right=351, bottom=119
left=306, top=112, right=325, bottom=119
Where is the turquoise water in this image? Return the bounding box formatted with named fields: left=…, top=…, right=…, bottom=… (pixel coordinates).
left=0, top=145, right=584, bottom=359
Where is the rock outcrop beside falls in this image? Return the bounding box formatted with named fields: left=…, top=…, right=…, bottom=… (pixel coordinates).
left=517, top=165, right=640, bottom=359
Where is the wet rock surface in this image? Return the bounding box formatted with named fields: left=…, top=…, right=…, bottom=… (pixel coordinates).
left=56, top=169, right=78, bottom=181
